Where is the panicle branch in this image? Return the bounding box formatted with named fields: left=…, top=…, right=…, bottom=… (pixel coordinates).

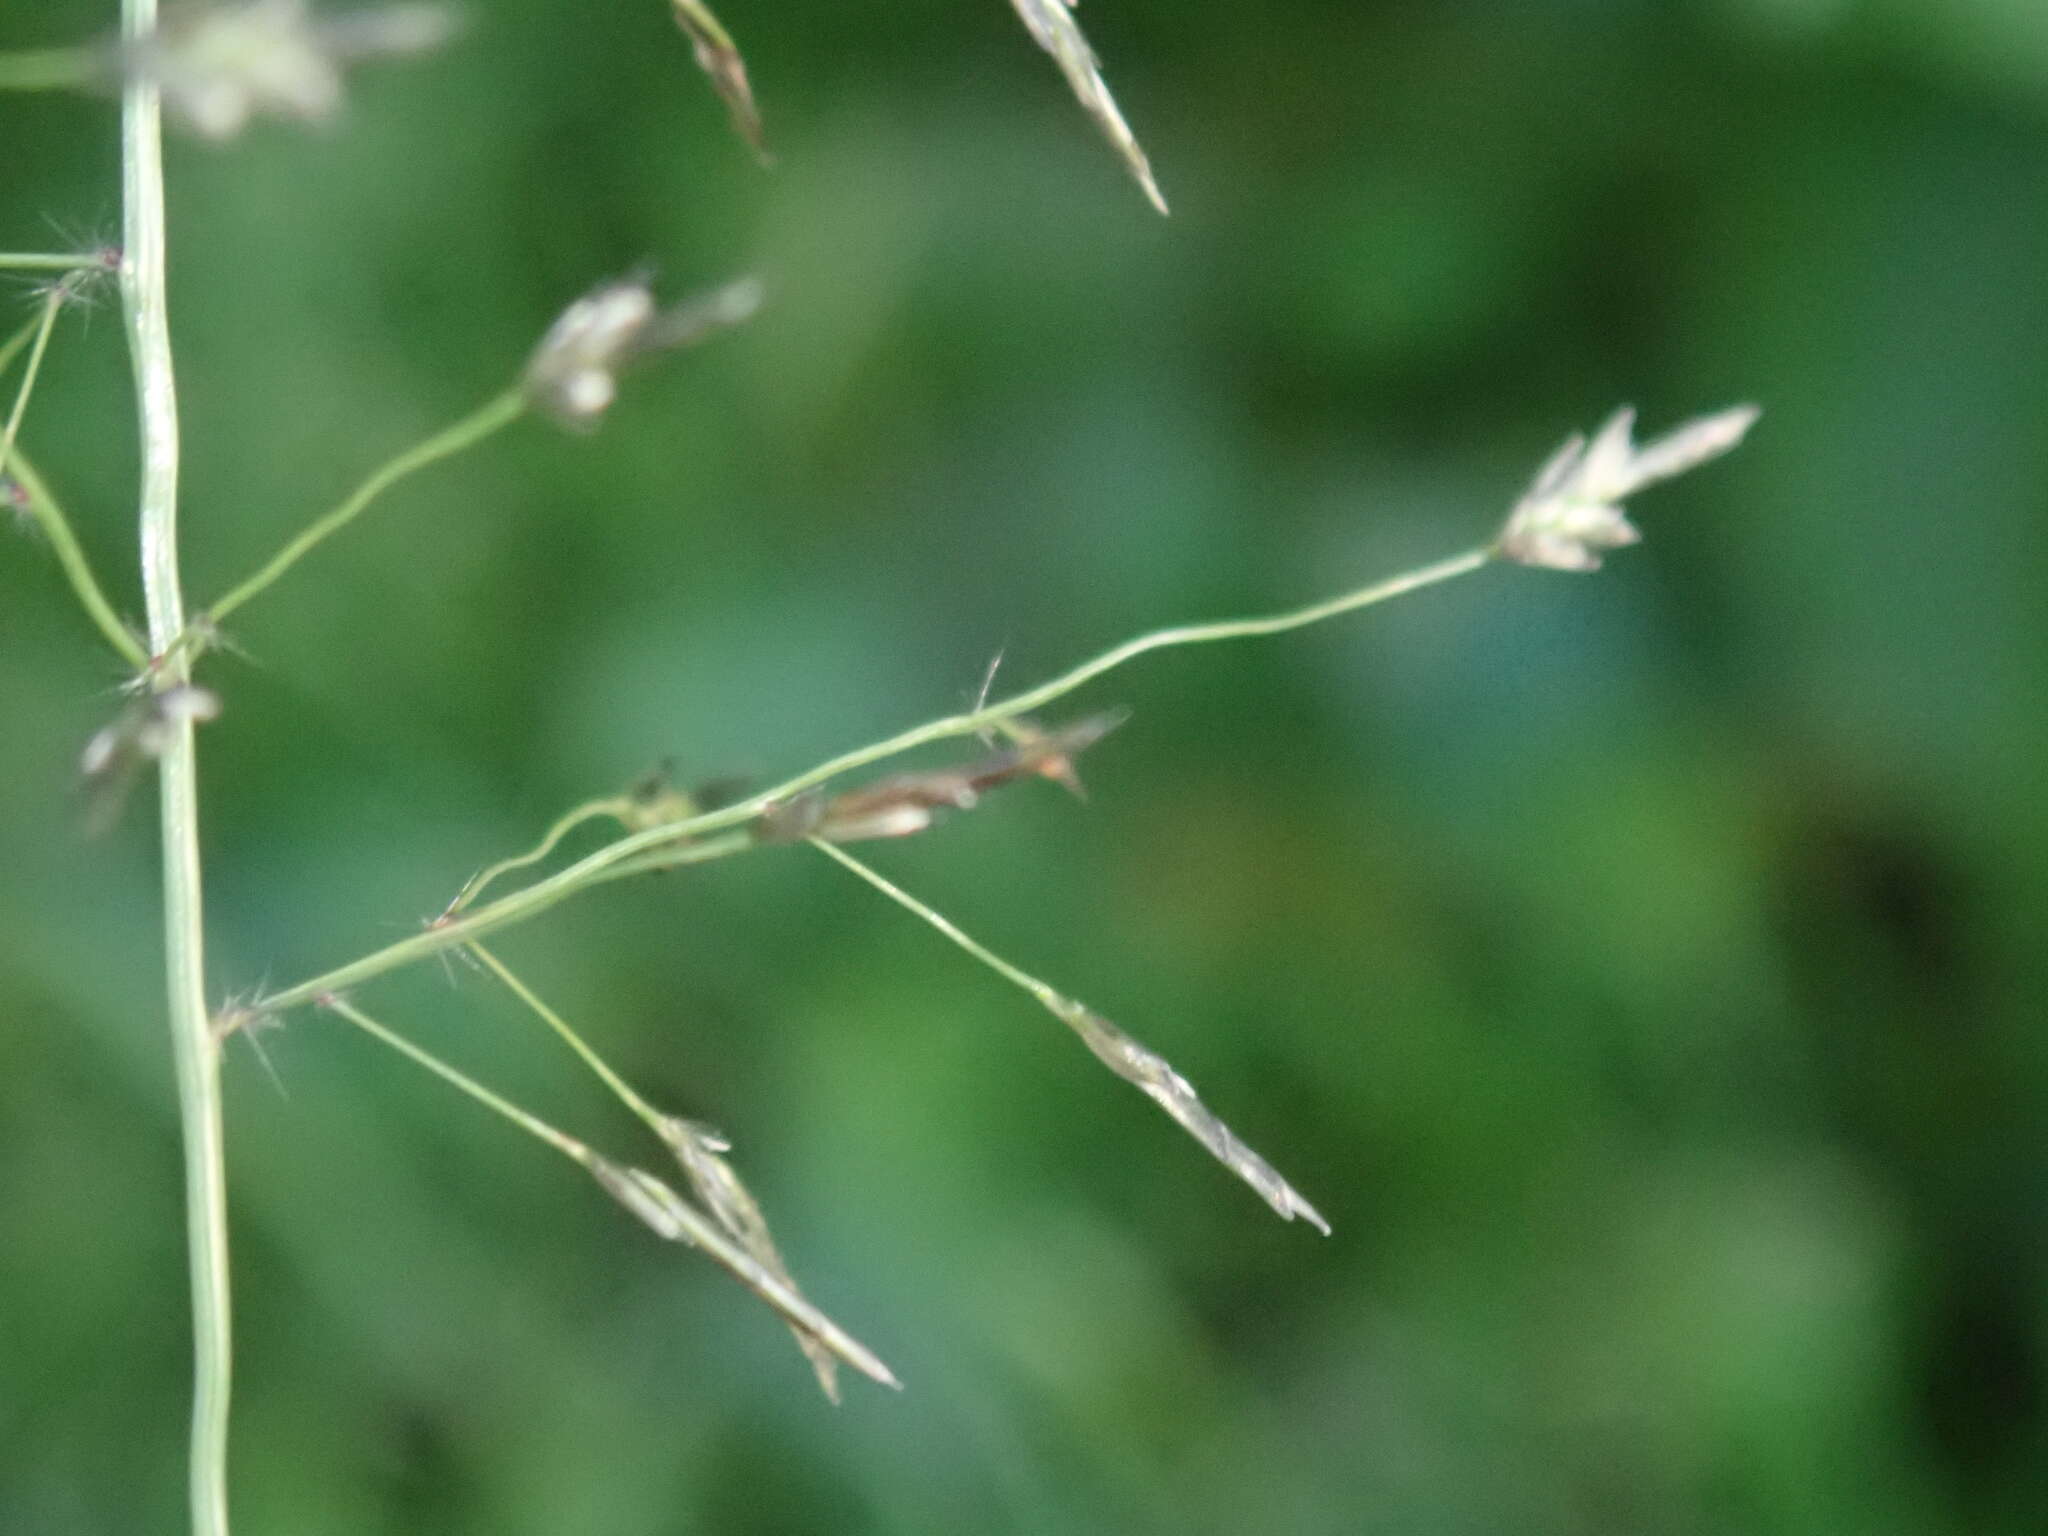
left=196, top=272, right=759, bottom=642
left=467, top=943, right=850, bottom=1400
left=251, top=398, right=1758, bottom=1013
left=203, top=387, right=526, bottom=626
left=1, top=292, right=148, bottom=665
left=316, top=991, right=899, bottom=1391
left=0, top=250, right=121, bottom=273
left=807, top=837, right=1329, bottom=1230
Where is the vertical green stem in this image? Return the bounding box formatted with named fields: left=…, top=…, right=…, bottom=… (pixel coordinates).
left=121, top=2, right=232, bottom=1532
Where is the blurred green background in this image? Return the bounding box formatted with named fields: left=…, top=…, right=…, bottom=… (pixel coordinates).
left=4, top=0, right=2047, bottom=1531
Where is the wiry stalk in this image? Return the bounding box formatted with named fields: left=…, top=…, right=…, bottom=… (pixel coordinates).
left=121, top=1, right=232, bottom=1531
left=204, top=387, right=525, bottom=625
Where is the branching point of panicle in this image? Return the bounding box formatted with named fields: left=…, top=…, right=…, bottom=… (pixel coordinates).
left=29, top=247, right=123, bottom=311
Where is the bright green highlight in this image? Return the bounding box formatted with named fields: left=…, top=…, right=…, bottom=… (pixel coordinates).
left=0, top=47, right=97, bottom=92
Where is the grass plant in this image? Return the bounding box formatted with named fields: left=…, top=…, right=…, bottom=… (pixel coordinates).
left=0, top=4, right=1757, bottom=1530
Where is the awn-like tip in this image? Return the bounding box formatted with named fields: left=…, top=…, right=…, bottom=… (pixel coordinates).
left=1007, top=0, right=1169, bottom=214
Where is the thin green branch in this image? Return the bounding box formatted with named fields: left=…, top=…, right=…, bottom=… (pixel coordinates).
left=514, top=544, right=1496, bottom=882
left=808, top=837, right=1327, bottom=1228
left=809, top=837, right=1054, bottom=1002
left=0, top=291, right=61, bottom=469
left=260, top=829, right=757, bottom=1013
left=572, top=545, right=1497, bottom=870
left=467, top=942, right=666, bottom=1133
left=0, top=46, right=99, bottom=91
left=4, top=446, right=148, bottom=667
left=319, top=993, right=898, bottom=1389
left=0, top=295, right=143, bottom=664
left=0, top=252, right=106, bottom=272
left=205, top=387, right=526, bottom=626
left=323, top=994, right=592, bottom=1158
left=445, top=796, right=635, bottom=918
left=257, top=545, right=1495, bottom=1011
left=523, top=543, right=1497, bottom=874
left=0, top=312, right=41, bottom=375
left=0, top=300, right=129, bottom=664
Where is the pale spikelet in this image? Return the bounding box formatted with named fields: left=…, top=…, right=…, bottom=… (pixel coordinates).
left=808, top=837, right=1325, bottom=1230
left=523, top=274, right=764, bottom=429
left=660, top=1118, right=845, bottom=1403
left=128, top=0, right=456, bottom=140
left=1007, top=0, right=1168, bottom=214
left=523, top=277, right=656, bottom=427
left=1497, top=405, right=1760, bottom=572
left=587, top=1155, right=901, bottom=1391
left=79, top=685, right=224, bottom=835
left=668, top=0, right=769, bottom=162
left=1055, top=1001, right=1330, bottom=1232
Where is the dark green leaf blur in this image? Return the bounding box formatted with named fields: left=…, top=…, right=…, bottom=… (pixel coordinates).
left=4, top=1, right=2045, bottom=1531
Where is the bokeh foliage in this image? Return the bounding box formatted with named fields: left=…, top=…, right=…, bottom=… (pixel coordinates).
left=4, top=1, right=2046, bottom=1531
